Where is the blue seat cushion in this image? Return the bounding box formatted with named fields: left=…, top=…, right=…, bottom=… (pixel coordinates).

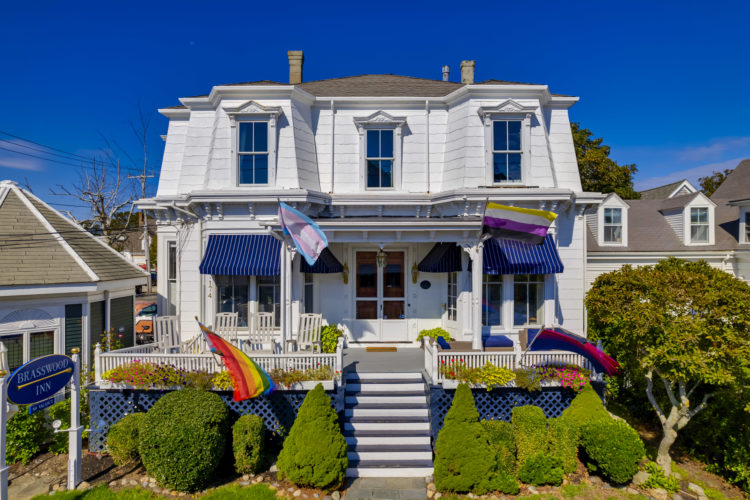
left=436, top=336, right=451, bottom=349
left=484, top=335, right=514, bottom=348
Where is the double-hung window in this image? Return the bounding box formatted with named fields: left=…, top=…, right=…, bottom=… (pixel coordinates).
left=446, top=272, right=457, bottom=322
left=258, top=276, right=281, bottom=327
left=238, top=122, right=269, bottom=185
left=603, top=208, right=623, bottom=243
left=690, top=207, right=709, bottom=243
left=492, top=120, right=522, bottom=183
left=366, top=129, right=394, bottom=189
left=513, top=274, right=544, bottom=327
left=482, top=274, right=503, bottom=327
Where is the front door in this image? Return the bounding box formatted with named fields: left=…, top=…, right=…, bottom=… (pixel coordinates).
left=354, top=250, right=408, bottom=342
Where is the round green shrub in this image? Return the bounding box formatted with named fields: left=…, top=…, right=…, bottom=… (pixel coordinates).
left=321, top=325, right=344, bottom=353
left=233, top=414, right=265, bottom=474
left=511, top=405, right=547, bottom=469
left=443, top=383, right=479, bottom=426
left=276, top=384, right=347, bottom=490
left=108, top=413, right=147, bottom=465
left=560, top=384, right=610, bottom=433
left=139, top=389, right=229, bottom=491
left=481, top=419, right=516, bottom=477
left=580, top=418, right=645, bottom=484
left=6, top=406, right=50, bottom=464
left=547, top=417, right=579, bottom=474
left=518, top=453, right=564, bottom=486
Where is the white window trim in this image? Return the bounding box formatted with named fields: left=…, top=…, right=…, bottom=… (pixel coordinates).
left=224, top=100, right=282, bottom=188
left=478, top=99, right=537, bottom=187
left=684, top=205, right=715, bottom=246
left=354, top=111, right=406, bottom=191
left=741, top=207, right=750, bottom=244
left=597, top=194, right=628, bottom=247
left=480, top=273, right=548, bottom=333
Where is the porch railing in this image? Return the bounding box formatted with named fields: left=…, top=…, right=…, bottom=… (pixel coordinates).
left=94, top=337, right=344, bottom=385
left=424, top=342, right=595, bottom=384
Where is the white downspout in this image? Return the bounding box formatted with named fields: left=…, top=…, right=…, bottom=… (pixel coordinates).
left=425, top=100, right=431, bottom=193
left=330, top=100, right=335, bottom=193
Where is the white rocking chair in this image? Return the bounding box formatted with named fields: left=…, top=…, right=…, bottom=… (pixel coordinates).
left=286, top=313, right=323, bottom=353
left=214, top=312, right=239, bottom=346
left=153, top=316, right=180, bottom=353
left=248, top=312, right=276, bottom=353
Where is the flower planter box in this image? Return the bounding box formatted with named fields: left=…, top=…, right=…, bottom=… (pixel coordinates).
left=94, top=379, right=336, bottom=392
left=276, top=380, right=335, bottom=391
left=438, top=379, right=563, bottom=390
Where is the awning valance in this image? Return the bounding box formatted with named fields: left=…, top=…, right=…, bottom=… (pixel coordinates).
left=300, top=247, right=344, bottom=274
left=418, top=242, right=462, bottom=273
left=483, top=235, right=564, bottom=275
left=199, top=234, right=281, bottom=276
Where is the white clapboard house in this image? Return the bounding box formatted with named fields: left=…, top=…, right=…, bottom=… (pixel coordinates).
left=585, top=159, right=750, bottom=289
left=138, top=52, right=603, bottom=349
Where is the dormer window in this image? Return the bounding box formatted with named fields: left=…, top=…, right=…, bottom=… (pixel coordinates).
left=603, top=208, right=622, bottom=243
left=690, top=207, right=709, bottom=243
left=238, top=122, right=269, bottom=185
left=366, top=129, right=394, bottom=189
left=492, top=120, right=522, bottom=182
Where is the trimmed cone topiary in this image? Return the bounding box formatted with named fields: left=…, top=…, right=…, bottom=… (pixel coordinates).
left=560, top=383, right=610, bottom=433
left=139, top=389, right=229, bottom=492
left=435, top=384, right=519, bottom=495
left=233, top=414, right=265, bottom=474
left=108, top=413, right=146, bottom=465
left=276, top=383, right=347, bottom=490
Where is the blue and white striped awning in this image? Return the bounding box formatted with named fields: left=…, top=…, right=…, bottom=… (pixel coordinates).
left=300, top=248, right=344, bottom=274
left=418, top=242, right=462, bottom=273
left=199, top=234, right=281, bottom=276
left=483, top=235, right=564, bottom=275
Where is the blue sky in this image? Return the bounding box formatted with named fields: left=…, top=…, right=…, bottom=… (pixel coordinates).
left=1, top=1, right=749, bottom=216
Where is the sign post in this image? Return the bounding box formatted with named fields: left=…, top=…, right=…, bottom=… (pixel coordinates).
left=67, top=349, right=82, bottom=490
left=0, top=369, right=8, bottom=500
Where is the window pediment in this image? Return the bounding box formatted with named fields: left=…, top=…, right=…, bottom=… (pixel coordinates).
left=353, top=111, right=407, bottom=133
left=478, top=99, right=537, bottom=124
left=223, top=100, right=283, bottom=120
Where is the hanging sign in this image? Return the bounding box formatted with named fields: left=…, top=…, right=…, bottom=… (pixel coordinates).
left=6, top=354, right=74, bottom=405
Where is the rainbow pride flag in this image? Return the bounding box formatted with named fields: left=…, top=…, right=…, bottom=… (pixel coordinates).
left=483, top=202, right=557, bottom=245
left=196, top=319, right=274, bottom=401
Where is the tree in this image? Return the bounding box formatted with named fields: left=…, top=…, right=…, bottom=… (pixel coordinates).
left=51, top=160, right=137, bottom=247
left=586, top=258, right=750, bottom=475
left=698, top=169, right=733, bottom=197
left=571, top=123, right=640, bottom=199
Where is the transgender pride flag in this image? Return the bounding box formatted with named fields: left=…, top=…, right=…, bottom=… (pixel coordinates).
left=483, top=202, right=557, bottom=245
left=278, top=202, right=328, bottom=265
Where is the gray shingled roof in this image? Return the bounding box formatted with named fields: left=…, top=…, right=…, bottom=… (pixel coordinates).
left=639, top=180, right=688, bottom=200
left=0, top=181, right=148, bottom=286
left=711, top=159, right=750, bottom=201
left=166, top=74, right=571, bottom=107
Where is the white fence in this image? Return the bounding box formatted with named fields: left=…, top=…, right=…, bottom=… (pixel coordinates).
left=424, top=342, right=595, bottom=384
left=94, top=339, right=343, bottom=385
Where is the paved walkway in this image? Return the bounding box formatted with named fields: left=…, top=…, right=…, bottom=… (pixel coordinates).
left=342, top=348, right=424, bottom=373
left=344, top=478, right=428, bottom=500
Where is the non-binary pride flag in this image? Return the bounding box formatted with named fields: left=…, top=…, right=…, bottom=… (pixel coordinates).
left=278, top=202, right=328, bottom=266
left=483, top=202, right=557, bottom=245
left=196, top=319, right=274, bottom=401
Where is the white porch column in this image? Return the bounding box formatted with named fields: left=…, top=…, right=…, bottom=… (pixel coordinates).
left=280, top=243, right=295, bottom=349
left=462, top=242, right=485, bottom=351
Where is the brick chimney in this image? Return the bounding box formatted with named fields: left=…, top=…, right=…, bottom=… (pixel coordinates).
left=460, top=60, right=475, bottom=84
left=288, top=50, right=304, bottom=85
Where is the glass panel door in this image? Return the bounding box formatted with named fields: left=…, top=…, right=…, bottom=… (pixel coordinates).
left=355, top=252, right=378, bottom=319
left=382, top=252, right=405, bottom=320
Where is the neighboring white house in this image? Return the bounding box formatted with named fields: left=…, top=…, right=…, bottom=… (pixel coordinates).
left=138, top=52, right=603, bottom=349
left=0, top=180, right=148, bottom=370
left=586, top=160, right=750, bottom=289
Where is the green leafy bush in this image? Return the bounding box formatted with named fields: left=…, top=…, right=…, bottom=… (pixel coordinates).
left=580, top=418, right=645, bottom=484
left=439, top=361, right=515, bottom=390
left=47, top=386, right=90, bottom=455
left=547, top=417, right=578, bottom=474
left=108, top=413, right=147, bottom=465
left=642, top=461, right=680, bottom=493
left=518, top=453, right=564, bottom=486
left=417, top=327, right=453, bottom=343
left=233, top=414, right=265, bottom=474
left=481, top=420, right=516, bottom=476
left=513, top=368, right=541, bottom=391
left=560, top=383, right=610, bottom=434
left=435, top=385, right=518, bottom=495
left=276, top=384, right=347, bottom=490
left=321, top=325, right=343, bottom=353
left=6, top=406, right=50, bottom=464
left=139, top=389, right=229, bottom=491
left=512, top=405, right=547, bottom=469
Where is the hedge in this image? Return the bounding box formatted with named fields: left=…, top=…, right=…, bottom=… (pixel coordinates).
left=580, top=418, right=645, bottom=484
left=481, top=419, right=516, bottom=477
left=138, top=389, right=229, bottom=491
left=233, top=414, right=265, bottom=474
left=108, top=413, right=146, bottom=465
left=511, top=405, right=547, bottom=469
left=547, top=417, right=578, bottom=474
left=518, top=453, right=564, bottom=486
left=560, top=384, right=610, bottom=434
